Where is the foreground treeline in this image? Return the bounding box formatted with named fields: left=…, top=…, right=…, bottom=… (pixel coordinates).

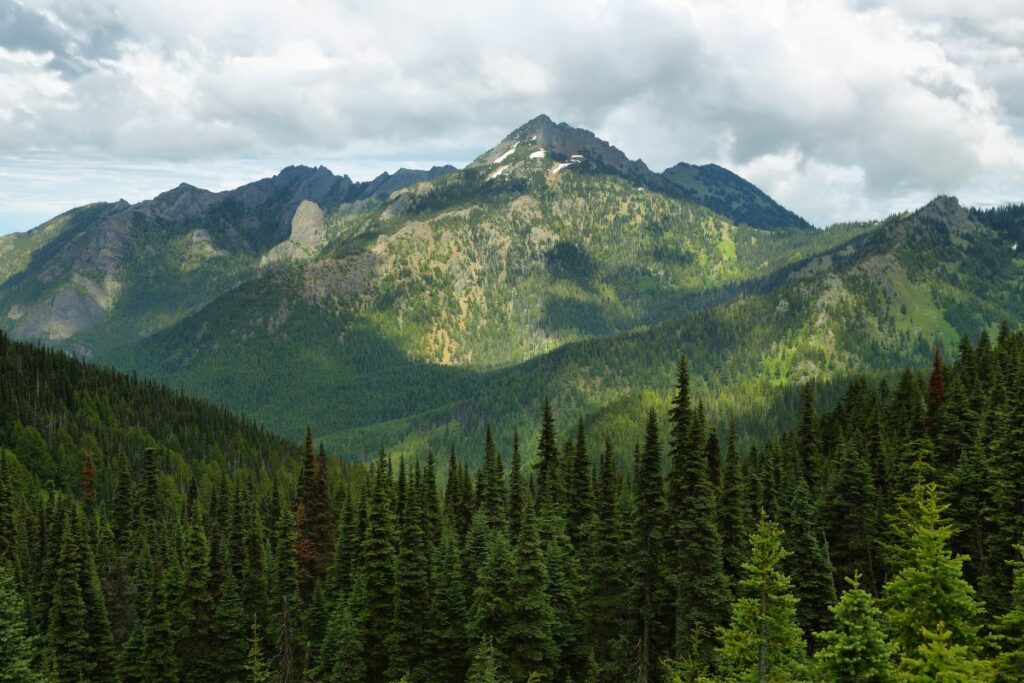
left=1, top=327, right=1024, bottom=682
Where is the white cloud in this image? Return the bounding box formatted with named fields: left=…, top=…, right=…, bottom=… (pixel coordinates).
left=1, top=0, right=1023, bottom=229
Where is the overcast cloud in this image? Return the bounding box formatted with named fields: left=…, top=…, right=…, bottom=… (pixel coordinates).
left=1, top=0, right=1023, bottom=232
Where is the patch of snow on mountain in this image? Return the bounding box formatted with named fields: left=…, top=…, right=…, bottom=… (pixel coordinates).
left=1014, top=243, right=1019, bottom=252
left=551, top=162, right=574, bottom=175
left=530, top=149, right=546, bottom=159
left=487, top=165, right=509, bottom=180
left=493, top=143, right=518, bottom=164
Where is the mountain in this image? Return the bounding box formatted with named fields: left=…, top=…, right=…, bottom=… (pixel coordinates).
left=661, top=161, right=812, bottom=229
left=0, top=164, right=454, bottom=354
left=2, top=116, right=1021, bottom=461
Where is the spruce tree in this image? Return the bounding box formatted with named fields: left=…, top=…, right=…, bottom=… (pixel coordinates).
left=428, top=522, right=469, bottom=682
left=720, top=427, right=750, bottom=586
left=797, top=383, right=823, bottom=491
left=665, top=356, right=730, bottom=664
left=883, top=482, right=985, bottom=664
left=567, top=418, right=594, bottom=545
left=814, top=573, right=896, bottom=682
left=210, top=571, right=249, bottom=683
left=898, top=623, right=994, bottom=682
left=178, top=503, right=217, bottom=681
left=507, top=502, right=556, bottom=682
left=47, top=511, right=92, bottom=683
left=0, top=561, right=37, bottom=683
left=783, top=477, right=836, bottom=646
left=387, top=466, right=430, bottom=682
left=469, top=527, right=516, bottom=678
left=715, top=515, right=810, bottom=683
left=636, top=407, right=668, bottom=682
left=536, top=398, right=563, bottom=509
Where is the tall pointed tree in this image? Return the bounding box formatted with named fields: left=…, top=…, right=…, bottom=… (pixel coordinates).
left=715, top=515, right=810, bottom=683
left=665, top=355, right=730, bottom=664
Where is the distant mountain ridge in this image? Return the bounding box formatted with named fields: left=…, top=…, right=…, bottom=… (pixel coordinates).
left=1, top=116, right=1020, bottom=461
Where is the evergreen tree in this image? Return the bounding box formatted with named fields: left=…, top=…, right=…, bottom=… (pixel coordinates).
left=815, top=573, right=896, bottom=682
left=468, top=636, right=506, bottom=683
left=178, top=503, right=217, bottom=681
left=715, top=515, right=810, bottom=683
left=428, top=522, right=469, bottom=682
left=469, top=527, right=516, bottom=678
left=567, top=418, right=595, bottom=545
left=0, top=561, right=38, bottom=683
left=720, top=427, right=750, bottom=586
left=536, top=398, right=563, bottom=509
left=508, top=431, right=525, bottom=545
left=797, top=384, right=823, bottom=491
left=883, top=482, right=985, bottom=664
left=992, top=544, right=1024, bottom=681
left=783, top=477, right=836, bottom=646
left=507, top=502, right=556, bottom=682
left=210, top=571, right=249, bottom=683
left=898, top=623, right=994, bottom=682
left=47, top=511, right=92, bottom=683
left=636, top=408, right=668, bottom=682
left=665, top=355, right=730, bottom=664
left=387, top=465, right=431, bottom=682
left=245, top=617, right=272, bottom=683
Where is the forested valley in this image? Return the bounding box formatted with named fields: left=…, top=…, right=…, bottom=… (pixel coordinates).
left=2, top=325, right=1024, bottom=683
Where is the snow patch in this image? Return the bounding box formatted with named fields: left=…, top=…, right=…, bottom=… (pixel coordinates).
left=551, top=162, right=574, bottom=175
left=493, top=142, right=518, bottom=164
left=570, top=154, right=585, bottom=160
left=487, top=165, right=509, bottom=180
left=530, top=149, right=546, bottom=159
left=1013, top=242, right=1019, bottom=252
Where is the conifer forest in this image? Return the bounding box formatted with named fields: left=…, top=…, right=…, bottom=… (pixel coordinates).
left=2, top=325, right=1024, bottom=682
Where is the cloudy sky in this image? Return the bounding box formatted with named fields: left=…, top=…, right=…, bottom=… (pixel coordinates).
left=1, top=0, right=1023, bottom=233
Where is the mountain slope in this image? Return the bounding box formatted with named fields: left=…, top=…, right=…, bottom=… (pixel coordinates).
left=661, top=161, right=812, bottom=229
left=0, top=164, right=454, bottom=354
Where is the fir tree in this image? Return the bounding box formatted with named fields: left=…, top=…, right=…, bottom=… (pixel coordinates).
left=636, top=408, right=669, bottom=682
left=883, top=482, right=985, bottom=663
left=720, top=427, right=750, bottom=586
left=0, top=561, right=38, bottom=683
left=536, top=398, right=563, bottom=510
left=245, top=617, right=272, bottom=683
left=715, top=515, right=810, bottom=683
left=814, top=573, right=896, bottom=682
left=665, top=355, right=730, bottom=663
left=898, top=623, right=994, bottom=682
left=507, top=502, right=556, bottom=682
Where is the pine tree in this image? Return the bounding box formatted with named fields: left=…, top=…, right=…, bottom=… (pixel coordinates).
left=715, top=515, right=810, bottom=683
left=47, top=511, right=92, bottom=683
left=0, top=561, right=37, bottom=683
left=883, top=482, right=985, bottom=664
left=814, top=573, right=896, bottom=682
left=665, top=355, right=730, bottom=664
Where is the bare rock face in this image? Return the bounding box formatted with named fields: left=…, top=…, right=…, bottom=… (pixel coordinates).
left=261, top=200, right=327, bottom=264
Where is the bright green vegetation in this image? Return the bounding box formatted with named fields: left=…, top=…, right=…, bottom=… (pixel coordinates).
left=3, top=325, right=1024, bottom=682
